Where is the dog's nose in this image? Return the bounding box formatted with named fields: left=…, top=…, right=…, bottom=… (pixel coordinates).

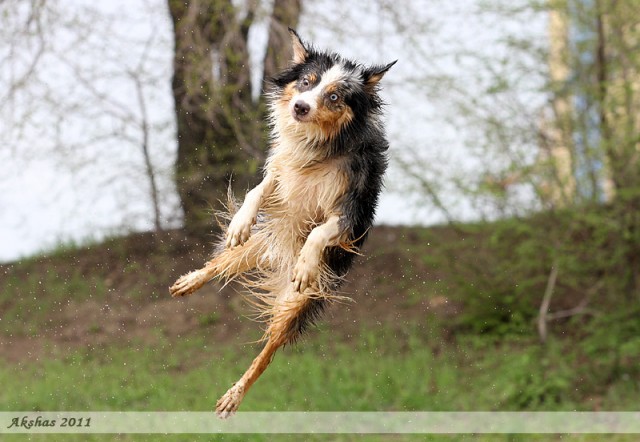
left=294, top=100, right=310, bottom=116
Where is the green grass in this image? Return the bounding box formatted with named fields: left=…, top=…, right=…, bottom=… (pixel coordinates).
left=0, top=267, right=109, bottom=336
left=2, top=224, right=640, bottom=441
left=2, top=326, right=640, bottom=441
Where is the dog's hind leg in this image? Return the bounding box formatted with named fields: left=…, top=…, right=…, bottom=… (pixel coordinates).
left=169, top=236, right=264, bottom=297
left=215, top=285, right=325, bottom=418
left=215, top=215, right=344, bottom=416
left=170, top=174, right=275, bottom=298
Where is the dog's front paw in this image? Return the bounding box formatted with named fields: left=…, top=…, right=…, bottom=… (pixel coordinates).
left=226, top=209, right=254, bottom=248
left=292, top=253, right=320, bottom=292
left=216, top=383, right=245, bottom=419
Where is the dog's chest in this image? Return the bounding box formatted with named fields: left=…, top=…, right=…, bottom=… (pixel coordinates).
left=268, top=157, right=349, bottom=219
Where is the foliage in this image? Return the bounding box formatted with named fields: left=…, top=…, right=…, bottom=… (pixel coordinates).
left=1, top=1, right=180, bottom=236
left=437, top=205, right=636, bottom=340
left=403, top=0, right=640, bottom=336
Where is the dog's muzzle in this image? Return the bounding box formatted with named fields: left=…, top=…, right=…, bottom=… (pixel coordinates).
left=292, top=99, right=312, bottom=122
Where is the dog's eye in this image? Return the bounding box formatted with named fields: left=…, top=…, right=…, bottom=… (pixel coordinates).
left=301, top=78, right=310, bottom=88
left=329, top=93, right=339, bottom=102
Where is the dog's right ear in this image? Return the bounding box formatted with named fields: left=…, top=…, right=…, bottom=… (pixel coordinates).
left=288, top=28, right=308, bottom=64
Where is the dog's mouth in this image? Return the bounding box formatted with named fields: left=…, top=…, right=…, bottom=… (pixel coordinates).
left=291, top=111, right=312, bottom=123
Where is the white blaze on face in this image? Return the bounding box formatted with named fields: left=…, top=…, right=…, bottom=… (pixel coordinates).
left=290, top=64, right=347, bottom=121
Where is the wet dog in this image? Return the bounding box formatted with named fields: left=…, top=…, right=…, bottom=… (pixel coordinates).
left=170, top=29, right=395, bottom=417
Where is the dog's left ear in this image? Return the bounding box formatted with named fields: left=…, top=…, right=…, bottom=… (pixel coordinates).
left=288, top=28, right=309, bottom=64
left=363, top=60, right=397, bottom=89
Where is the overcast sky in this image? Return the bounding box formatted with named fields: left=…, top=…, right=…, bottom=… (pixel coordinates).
left=0, top=0, right=546, bottom=262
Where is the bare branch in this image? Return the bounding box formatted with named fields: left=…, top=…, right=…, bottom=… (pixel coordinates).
left=537, top=258, right=559, bottom=344
left=130, top=69, right=163, bottom=232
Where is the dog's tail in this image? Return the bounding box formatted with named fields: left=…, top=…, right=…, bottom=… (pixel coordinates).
left=265, top=294, right=327, bottom=345
left=240, top=258, right=348, bottom=343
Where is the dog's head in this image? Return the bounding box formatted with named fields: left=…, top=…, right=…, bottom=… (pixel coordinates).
left=270, top=29, right=396, bottom=144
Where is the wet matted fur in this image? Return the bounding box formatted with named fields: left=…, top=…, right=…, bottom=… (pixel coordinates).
left=170, top=29, right=395, bottom=418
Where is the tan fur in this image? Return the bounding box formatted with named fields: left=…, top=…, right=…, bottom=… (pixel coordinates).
left=170, top=236, right=266, bottom=297
left=168, top=35, right=371, bottom=415
left=291, top=33, right=308, bottom=65
left=169, top=118, right=352, bottom=417
left=272, top=87, right=354, bottom=148
left=317, top=105, right=354, bottom=140
left=280, top=82, right=297, bottom=104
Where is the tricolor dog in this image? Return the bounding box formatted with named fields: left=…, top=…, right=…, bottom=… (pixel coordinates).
left=170, top=29, right=395, bottom=417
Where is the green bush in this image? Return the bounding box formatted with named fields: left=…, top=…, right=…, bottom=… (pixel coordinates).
left=447, top=205, right=639, bottom=338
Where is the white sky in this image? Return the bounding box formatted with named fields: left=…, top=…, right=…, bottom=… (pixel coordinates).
left=0, top=0, right=547, bottom=262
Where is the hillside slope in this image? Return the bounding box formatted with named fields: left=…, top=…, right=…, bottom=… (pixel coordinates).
left=2, top=224, right=640, bottom=432
left=0, top=226, right=457, bottom=362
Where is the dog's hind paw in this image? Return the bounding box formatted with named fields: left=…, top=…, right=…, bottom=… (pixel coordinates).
left=169, top=270, right=207, bottom=297
left=216, top=383, right=245, bottom=419
left=292, top=254, right=319, bottom=292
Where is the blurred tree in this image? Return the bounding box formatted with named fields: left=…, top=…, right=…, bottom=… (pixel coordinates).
left=1, top=1, right=177, bottom=236
left=167, top=0, right=301, bottom=234
left=0, top=0, right=51, bottom=152
left=589, top=0, right=640, bottom=295
left=399, top=0, right=640, bottom=335
left=522, top=0, right=640, bottom=295
left=401, top=1, right=637, bottom=215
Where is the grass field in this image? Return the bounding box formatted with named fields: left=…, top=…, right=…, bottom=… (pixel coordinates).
left=1, top=227, right=639, bottom=441
left=2, top=329, right=639, bottom=441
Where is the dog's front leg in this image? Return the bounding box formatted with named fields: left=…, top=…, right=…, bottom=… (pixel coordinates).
left=226, top=172, right=275, bottom=248
left=292, top=215, right=344, bottom=292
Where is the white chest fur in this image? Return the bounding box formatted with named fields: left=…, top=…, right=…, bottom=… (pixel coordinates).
left=266, top=153, right=348, bottom=223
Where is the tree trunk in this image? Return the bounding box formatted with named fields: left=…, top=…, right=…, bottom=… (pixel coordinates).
left=595, top=1, right=640, bottom=296
left=168, top=0, right=300, bottom=235
left=262, top=0, right=302, bottom=82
